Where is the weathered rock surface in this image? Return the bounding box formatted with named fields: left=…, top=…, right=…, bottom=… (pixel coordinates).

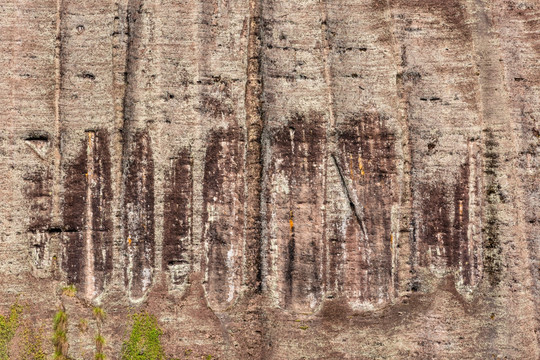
left=0, top=0, right=538, bottom=358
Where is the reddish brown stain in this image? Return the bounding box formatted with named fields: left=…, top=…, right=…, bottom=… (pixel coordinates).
left=63, top=142, right=87, bottom=232
left=335, top=112, right=397, bottom=303
left=62, top=139, right=87, bottom=286
left=202, top=127, right=245, bottom=308
left=123, top=130, right=155, bottom=298
left=418, top=184, right=451, bottom=267
left=454, top=161, right=471, bottom=284
left=23, top=167, right=53, bottom=231
left=163, top=148, right=192, bottom=285
left=62, top=131, right=113, bottom=293
left=266, top=113, right=325, bottom=309
left=91, top=131, right=113, bottom=293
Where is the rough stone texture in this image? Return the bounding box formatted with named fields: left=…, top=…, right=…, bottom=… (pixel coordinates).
left=0, top=0, right=538, bottom=359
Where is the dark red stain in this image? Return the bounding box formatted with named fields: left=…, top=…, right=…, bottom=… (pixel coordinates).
left=123, top=130, right=155, bottom=298
left=335, top=112, right=397, bottom=303
left=418, top=183, right=451, bottom=267
left=91, top=131, right=113, bottom=293
left=202, top=127, right=245, bottom=307
left=62, top=131, right=113, bottom=293
left=327, top=223, right=346, bottom=295
left=453, top=161, right=470, bottom=284
left=266, top=113, right=325, bottom=308
left=62, top=138, right=87, bottom=286
left=23, top=167, right=53, bottom=231
left=163, top=148, right=192, bottom=285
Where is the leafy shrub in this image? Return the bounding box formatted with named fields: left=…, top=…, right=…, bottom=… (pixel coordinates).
left=62, top=285, right=77, bottom=297
left=53, top=309, right=68, bottom=360
left=20, top=324, right=47, bottom=360
left=0, top=301, right=23, bottom=360
left=121, top=312, right=164, bottom=360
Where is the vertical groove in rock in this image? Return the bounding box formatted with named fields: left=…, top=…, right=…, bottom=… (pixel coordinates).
left=384, top=0, right=415, bottom=295
left=120, top=0, right=143, bottom=171
left=110, top=1, right=129, bottom=286
left=319, top=1, right=334, bottom=298
left=52, top=0, right=63, bottom=226
left=243, top=0, right=264, bottom=293
left=84, top=132, right=96, bottom=298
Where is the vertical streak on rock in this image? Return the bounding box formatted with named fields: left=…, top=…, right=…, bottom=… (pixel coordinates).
left=202, top=128, right=245, bottom=309
left=123, top=131, right=155, bottom=300
left=63, top=139, right=87, bottom=287
left=163, top=149, right=192, bottom=287
left=110, top=0, right=135, bottom=287
left=244, top=0, right=264, bottom=293
left=466, top=141, right=484, bottom=288
left=91, top=131, right=113, bottom=297
left=23, top=150, right=53, bottom=277
left=118, top=0, right=157, bottom=300
left=319, top=0, right=334, bottom=297
left=319, top=0, right=335, bottom=130
left=384, top=0, right=414, bottom=295
left=467, top=0, right=538, bottom=355
left=85, top=132, right=96, bottom=299
left=120, top=0, right=143, bottom=170
left=63, top=131, right=113, bottom=298
left=266, top=115, right=325, bottom=310
left=52, top=0, right=63, bottom=225
left=336, top=113, right=397, bottom=307
left=467, top=0, right=528, bottom=287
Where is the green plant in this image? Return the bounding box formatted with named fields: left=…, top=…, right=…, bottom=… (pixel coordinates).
left=62, top=285, right=77, bottom=297
left=0, top=301, right=23, bottom=360
left=93, top=307, right=106, bottom=359
left=95, top=334, right=105, bottom=360
left=21, top=324, right=47, bottom=360
left=121, top=312, right=164, bottom=360
left=53, top=309, right=68, bottom=360
left=93, top=307, right=106, bottom=323
left=95, top=334, right=105, bottom=347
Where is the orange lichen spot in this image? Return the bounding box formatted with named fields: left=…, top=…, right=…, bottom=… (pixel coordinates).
left=289, top=210, right=294, bottom=231
left=459, top=200, right=463, bottom=217
left=87, top=131, right=94, bottom=147
left=390, top=234, right=393, bottom=245
left=358, top=157, right=365, bottom=176
left=128, top=237, right=132, bottom=245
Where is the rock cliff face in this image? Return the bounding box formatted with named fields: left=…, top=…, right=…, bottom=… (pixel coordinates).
left=0, top=0, right=538, bottom=358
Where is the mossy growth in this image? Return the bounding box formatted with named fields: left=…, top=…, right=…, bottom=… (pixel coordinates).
left=121, top=312, right=164, bottom=360
left=0, top=301, right=23, bottom=360
left=21, top=324, right=47, bottom=360
left=93, top=307, right=106, bottom=359
left=95, top=334, right=105, bottom=360
left=53, top=309, right=68, bottom=360
left=62, top=285, right=77, bottom=297
left=93, top=307, right=106, bottom=323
